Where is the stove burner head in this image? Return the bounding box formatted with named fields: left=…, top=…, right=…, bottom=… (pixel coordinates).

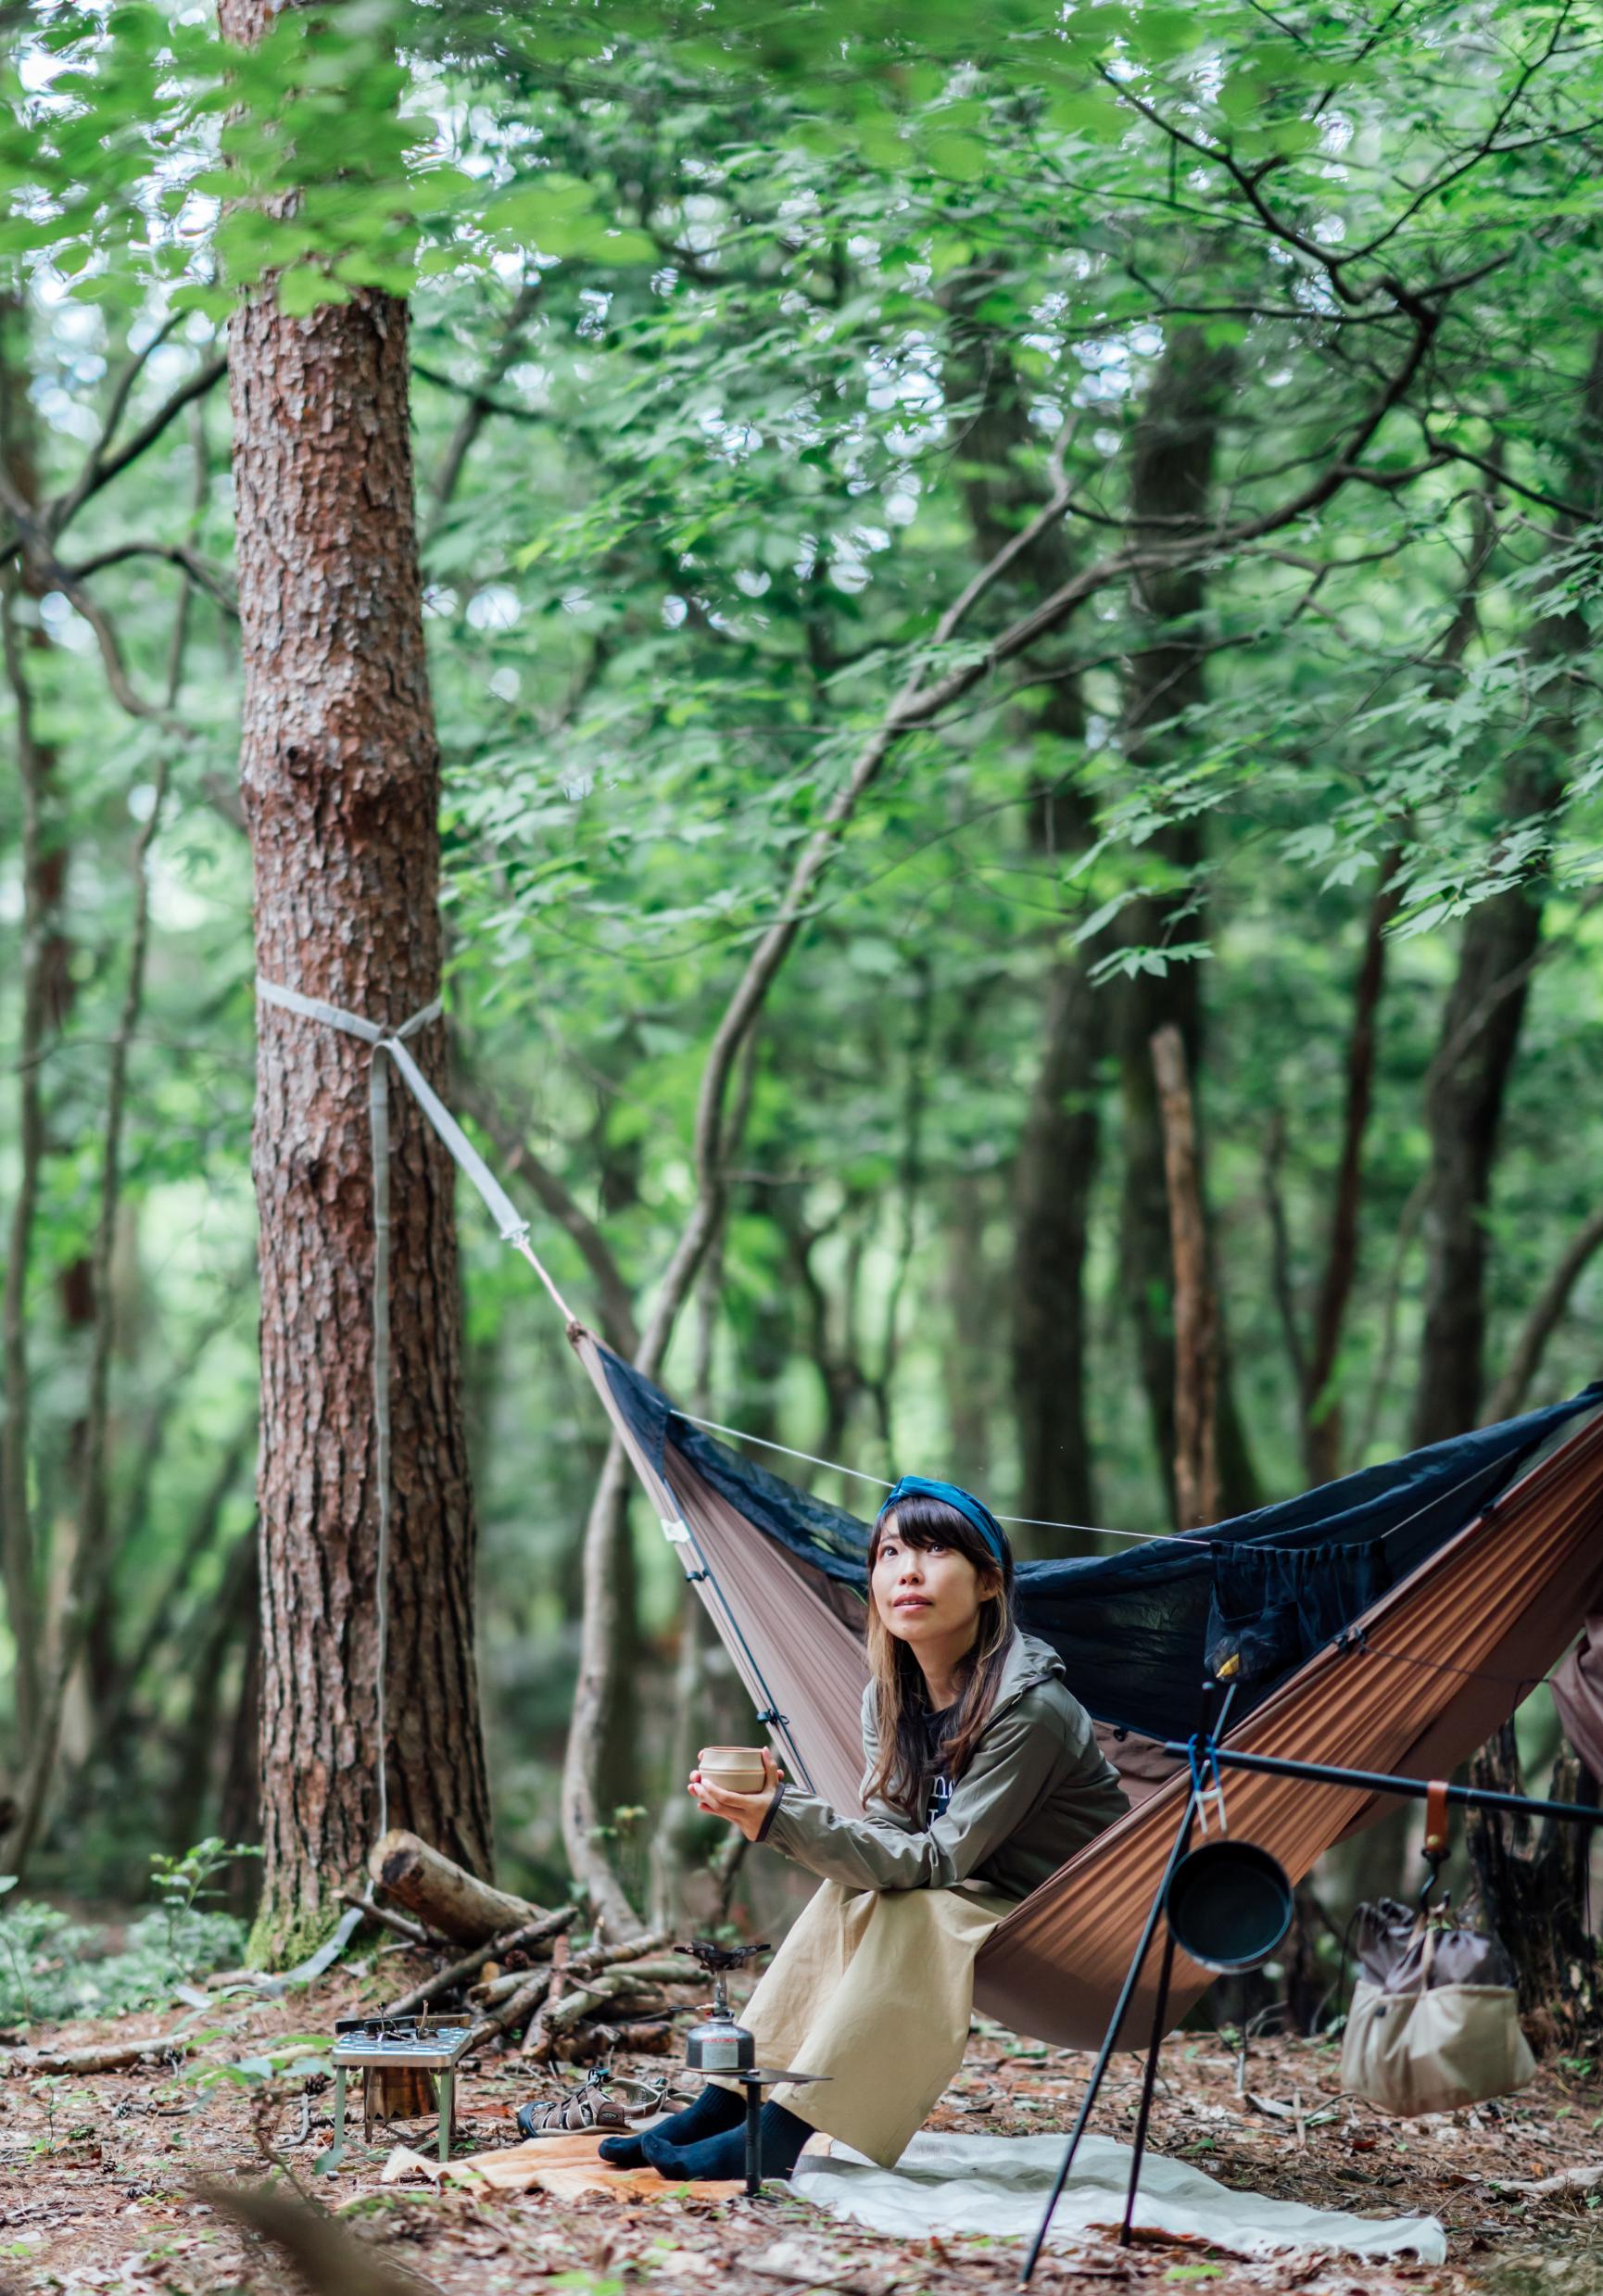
left=675, top=1938, right=766, bottom=1974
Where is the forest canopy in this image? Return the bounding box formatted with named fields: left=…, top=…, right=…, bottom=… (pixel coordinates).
left=4, top=0, right=1603, bottom=1939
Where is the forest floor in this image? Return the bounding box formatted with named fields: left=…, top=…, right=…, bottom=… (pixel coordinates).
left=3, top=1962, right=1601, bottom=2296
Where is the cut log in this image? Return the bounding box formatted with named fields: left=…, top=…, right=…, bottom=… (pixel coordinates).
left=521, top=1978, right=616, bottom=2059
left=381, top=1905, right=576, bottom=2020
left=464, top=1924, right=674, bottom=2052
left=468, top=1966, right=551, bottom=2050
left=369, top=1829, right=544, bottom=1947
left=9, top=2031, right=193, bottom=2075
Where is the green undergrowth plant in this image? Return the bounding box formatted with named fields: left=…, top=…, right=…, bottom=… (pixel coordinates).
left=0, top=1840, right=259, bottom=2025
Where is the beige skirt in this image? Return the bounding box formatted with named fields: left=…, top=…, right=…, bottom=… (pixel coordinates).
left=715, top=1879, right=1014, bottom=2168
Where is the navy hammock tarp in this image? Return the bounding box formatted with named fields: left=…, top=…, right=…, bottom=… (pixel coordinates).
left=573, top=1323, right=1603, bottom=2047
left=594, top=1345, right=1603, bottom=1746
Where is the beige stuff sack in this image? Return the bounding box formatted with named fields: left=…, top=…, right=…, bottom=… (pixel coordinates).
left=1341, top=1921, right=1535, bottom=2116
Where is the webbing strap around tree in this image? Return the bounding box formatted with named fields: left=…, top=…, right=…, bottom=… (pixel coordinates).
left=255, top=976, right=578, bottom=1842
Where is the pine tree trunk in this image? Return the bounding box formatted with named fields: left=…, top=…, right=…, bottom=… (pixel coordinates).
left=221, top=28, right=492, bottom=1951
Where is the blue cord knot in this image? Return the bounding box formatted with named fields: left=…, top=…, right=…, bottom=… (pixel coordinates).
left=1186, top=1730, right=1227, bottom=1834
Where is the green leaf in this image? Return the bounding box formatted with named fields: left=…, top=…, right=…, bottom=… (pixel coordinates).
left=925, top=132, right=987, bottom=183
left=275, top=266, right=348, bottom=318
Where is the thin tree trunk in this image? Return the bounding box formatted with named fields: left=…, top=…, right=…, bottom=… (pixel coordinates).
left=563, top=1464, right=649, bottom=1934
left=2, top=748, right=170, bottom=1874
left=99, top=1430, right=252, bottom=1755
left=221, top=0, right=491, bottom=1957
left=877, top=961, right=933, bottom=1453
left=650, top=1242, right=725, bottom=1929
left=219, top=1591, right=262, bottom=1910
left=1012, top=944, right=1101, bottom=1543
left=1113, top=334, right=1256, bottom=1524
left=1410, top=841, right=1558, bottom=1447
left=1151, top=1025, right=1219, bottom=1531
left=0, top=294, right=110, bottom=1755
left=942, top=298, right=1103, bottom=1541
left=1301, top=854, right=1405, bottom=1482
left=169, top=1526, right=259, bottom=1848
left=943, top=1172, right=995, bottom=1495
left=0, top=295, right=48, bottom=1750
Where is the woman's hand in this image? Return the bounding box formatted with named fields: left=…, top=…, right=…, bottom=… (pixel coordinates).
left=688, top=1749, right=784, bottom=1842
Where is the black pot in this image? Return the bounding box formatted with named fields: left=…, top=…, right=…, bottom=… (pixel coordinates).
left=1165, top=1837, right=1294, bottom=1973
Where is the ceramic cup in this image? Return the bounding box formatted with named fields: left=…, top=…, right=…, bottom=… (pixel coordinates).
left=696, top=1744, right=767, bottom=1795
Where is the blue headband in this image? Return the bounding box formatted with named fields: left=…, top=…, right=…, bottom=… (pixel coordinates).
left=878, top=1475, right=1008, bottom=1566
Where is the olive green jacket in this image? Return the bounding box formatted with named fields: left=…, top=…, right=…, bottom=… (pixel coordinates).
left=760, top=1631, right=1129, bottom=1900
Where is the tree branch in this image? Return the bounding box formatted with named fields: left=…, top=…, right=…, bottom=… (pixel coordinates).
left=1486, top=1209, right=1603, bottom=1423
left=62, top=538, right=238, bottom=616
left=51, top=352, right=228, bottom=535
left=451, top=1065, right=639, bottom=1356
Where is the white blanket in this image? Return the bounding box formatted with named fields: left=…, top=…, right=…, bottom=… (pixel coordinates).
left=792, top=2130, right=1447, bottom=2264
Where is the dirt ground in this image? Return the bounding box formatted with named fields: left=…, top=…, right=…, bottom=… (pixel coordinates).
left=4, top=1963, right=1602, bottom=2296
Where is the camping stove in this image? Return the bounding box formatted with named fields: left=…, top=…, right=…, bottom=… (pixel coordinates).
left=675, top=1938, right=828, bottom=2196
left=678, top=1937, right=765, bottom=2071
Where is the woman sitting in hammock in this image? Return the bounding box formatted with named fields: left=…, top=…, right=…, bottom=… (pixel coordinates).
left=601, top=1475, right=1130, bottom=2183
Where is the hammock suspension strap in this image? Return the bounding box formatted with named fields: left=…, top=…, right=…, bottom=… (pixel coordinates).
left=256, top=974, right=580, bottom=1841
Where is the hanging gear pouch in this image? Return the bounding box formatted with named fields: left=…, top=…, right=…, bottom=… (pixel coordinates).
left=1341, top=1901, right=1534, bottom=2116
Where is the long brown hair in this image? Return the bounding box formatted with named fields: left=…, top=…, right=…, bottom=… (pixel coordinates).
left=865, top=1491, right=1016, bottom=1820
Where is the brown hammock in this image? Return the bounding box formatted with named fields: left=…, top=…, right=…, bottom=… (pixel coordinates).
left=573, top=1327, right=1603, bottom=2050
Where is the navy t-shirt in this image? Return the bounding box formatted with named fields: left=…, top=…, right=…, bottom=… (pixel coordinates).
left=919, top=1703, right=956, bottom=1826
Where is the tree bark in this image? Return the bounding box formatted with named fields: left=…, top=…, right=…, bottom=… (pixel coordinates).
left=221, top=0, right=491, bottom=1954
left=1465, top=1724, right=1597, bottom=2031
left=1113, top=334, right=1256, bottom=1524
left=1151, top=1025, right=1219, bottom=1531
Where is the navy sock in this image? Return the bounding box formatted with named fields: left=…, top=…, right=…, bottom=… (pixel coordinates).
left=641, top=2100, right=813, bottom=2183
left=596, top=2082, right=743, bottom=2168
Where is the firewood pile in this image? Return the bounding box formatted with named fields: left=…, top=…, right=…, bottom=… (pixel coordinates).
left=347, top=1828, right=705, bottom=2064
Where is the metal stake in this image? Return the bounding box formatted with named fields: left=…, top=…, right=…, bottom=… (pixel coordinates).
left=1118, top=1921, right=1180, bottom=2245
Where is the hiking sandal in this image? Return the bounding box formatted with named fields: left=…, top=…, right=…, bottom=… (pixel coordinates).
left=514, top=2069, right=673, bottom=2140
